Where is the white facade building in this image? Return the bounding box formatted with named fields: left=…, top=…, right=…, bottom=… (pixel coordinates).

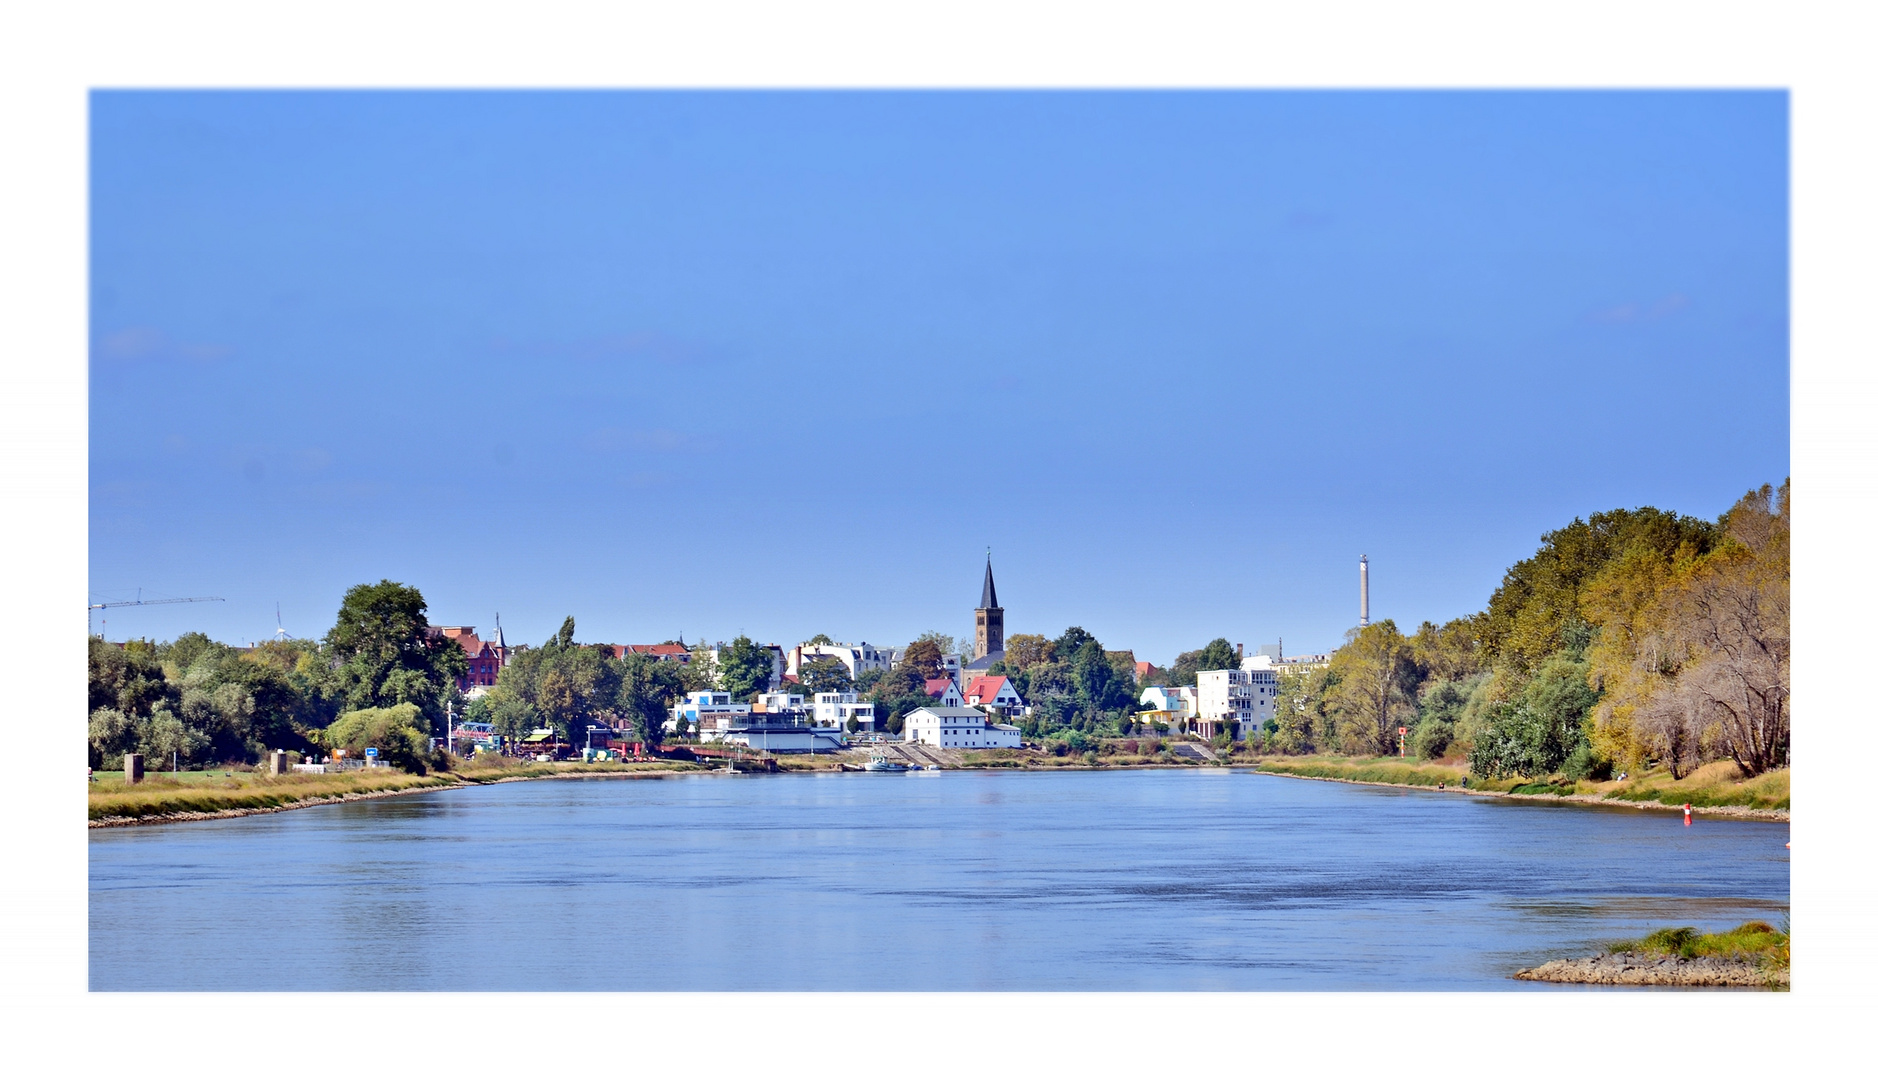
left=903, top=706, right=1022, bottom=749
left=1236, top=655, right=1281, bottom=729
left=789, top=641, right=896, bottom=680
left=813, top=692, right=878, bottom=731
left=1138, top=686, right=1198, bottom=718
left=1196, top=669, right=1256, bottom=740
left=925, top=676, right=965, bottom=707
left=672, top=690, right=752, bottom=740
left=962, top=675, right=1026, bottom=716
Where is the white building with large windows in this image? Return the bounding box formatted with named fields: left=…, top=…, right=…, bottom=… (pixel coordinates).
left=1138, top=685, right=1197, bottom=718
left=671, top=690, right=751, bottom=740
left=813, top=692, right=878, bottom=731
left=903, top=706, right=1022, bottom=749
left=788, top=641, right=897, bottom=680
left=1237, top=654, right=1281, bottom=728
left=1196, top=669, right=1257, bottom=740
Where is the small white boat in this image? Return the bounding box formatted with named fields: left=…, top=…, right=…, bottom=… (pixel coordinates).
left=862, top=755, right=910, bottom=773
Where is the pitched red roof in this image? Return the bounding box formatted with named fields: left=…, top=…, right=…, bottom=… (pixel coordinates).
left=625, top=643, right=691, bottom=659
left=925, top=677, right=955, bottom=696
left=964, top=675, right=1014, bottom=703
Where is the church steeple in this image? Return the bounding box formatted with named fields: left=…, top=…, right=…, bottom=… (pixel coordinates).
left=974, top=553, right=1003, bottom=662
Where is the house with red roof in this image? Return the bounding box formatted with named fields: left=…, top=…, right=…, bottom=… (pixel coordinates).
left=924, top=676, right=964, bottom=707
left=429, top=623, right=515, bottom=695
left=620, top=643, right=693, bottom=664
left=963, top=675, right=1026, bottom=716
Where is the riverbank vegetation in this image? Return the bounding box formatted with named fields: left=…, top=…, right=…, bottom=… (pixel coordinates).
left=1265, top=480, right=1789, bottom=788
left=1251, top=754, right=1787, bottom=811
left=89, top=482, right=1788, bottom=809
left=88, top=754, right=703, bottom=823
left=1609, top=920, right=1789, bottom=969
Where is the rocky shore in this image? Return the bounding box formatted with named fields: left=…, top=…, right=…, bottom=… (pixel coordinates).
left=1515, top=951, right=1787, bottom=988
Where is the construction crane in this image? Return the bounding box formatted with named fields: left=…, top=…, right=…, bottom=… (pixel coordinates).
left=88, top=592, right=224, bottom=637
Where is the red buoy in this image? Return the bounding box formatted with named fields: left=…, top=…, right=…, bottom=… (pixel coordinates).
left=1684, top=802, right=1692, bottom=826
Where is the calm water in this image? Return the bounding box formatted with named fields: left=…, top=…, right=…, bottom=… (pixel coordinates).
left=89, top=769, right=1789, bottom=990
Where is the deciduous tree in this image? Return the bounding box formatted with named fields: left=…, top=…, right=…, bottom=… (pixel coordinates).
left=322, top=580, right=466, bottom=729
left=1325, top=621, right=1415, bottom=755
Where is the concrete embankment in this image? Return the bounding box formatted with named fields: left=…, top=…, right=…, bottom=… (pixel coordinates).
left=1516, top=952, right=1787, bottom=988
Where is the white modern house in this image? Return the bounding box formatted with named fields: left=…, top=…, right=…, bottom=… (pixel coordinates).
left=903, top=706, right=1022, bottom=749
left=1138, top=685, right=1197, bottom=717
left=1237, top=654, right=1281, bottom=727
left=671, top=690, right=751, bottom=740
left=717, top=720, right=846, bottom=753
left=962, top=675, right=1026, bottom=716
left=682, top=690, right=846, bottom=752
left=755, top=691, right=809, bottom=716
left=789, top=641, right=896, bottom=680
left=1196, top=669, right=1258, bottom=739
left=813, top=692, right=878, bottom=731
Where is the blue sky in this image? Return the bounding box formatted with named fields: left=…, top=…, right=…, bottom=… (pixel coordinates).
left=88, top=91, right=1788, bottom=663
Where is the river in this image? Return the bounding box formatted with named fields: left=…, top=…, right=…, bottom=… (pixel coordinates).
left=88, top=768, right=1790, bottom=990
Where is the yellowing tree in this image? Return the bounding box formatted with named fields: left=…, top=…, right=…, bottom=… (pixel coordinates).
left=1325, top=620, right=1416, bottom=756
left=1584, top=481, right=1789, bottom=776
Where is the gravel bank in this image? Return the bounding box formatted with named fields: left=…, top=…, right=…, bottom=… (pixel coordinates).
left=1515, top=951, right=1787, bottom=988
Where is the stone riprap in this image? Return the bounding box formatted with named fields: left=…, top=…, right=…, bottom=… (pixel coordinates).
left=1515, top=951, right=1787, bottom=987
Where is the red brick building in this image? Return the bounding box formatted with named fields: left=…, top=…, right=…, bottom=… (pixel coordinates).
left=429, top=623, right=514, bottom=693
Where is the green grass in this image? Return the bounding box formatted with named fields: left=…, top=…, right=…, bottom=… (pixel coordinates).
left=1253, top=755, right=1468, bottom=789
left=89, top=769, right=456, bottom=820
left=89, top=756, right=703, bottom=822
left=1609, top=920, right=1790, bottom=970
left=1252, top=755, right=1788, bottom=812
left=1508, top=781, right=1577, bottom=796
left=1599, top=762, right=1789, bottom=811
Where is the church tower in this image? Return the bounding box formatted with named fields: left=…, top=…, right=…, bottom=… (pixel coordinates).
left=974, top=555, right=1004, bottom=661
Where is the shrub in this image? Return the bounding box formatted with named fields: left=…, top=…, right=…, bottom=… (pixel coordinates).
left=1413, top=719, right=1454, bottom=760
left=321, top=704, right=433, bottom=773
left=1122, top=739, right=1139, bottom=755
left=1561, top=740, right=1613, bottom=781
left=1639, top=926, right=1701, bottom=958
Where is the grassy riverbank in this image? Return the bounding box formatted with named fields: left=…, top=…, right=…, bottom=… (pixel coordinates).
left=1516, top=919, right=1790, bottom=988
left=1252, top=755, right=1788, bottom=814
left=88, top=757, right=702, bottom=824
left=1611, top=920, right=1790, bottom=967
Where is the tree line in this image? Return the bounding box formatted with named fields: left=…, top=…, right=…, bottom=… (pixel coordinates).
left=1267, top=480, right=1790, bottom=779
left=89, top=580, right=469, bottom=772
left=90, top=480, right=1786, bottom=782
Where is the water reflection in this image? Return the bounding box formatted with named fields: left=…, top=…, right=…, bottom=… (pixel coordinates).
left=91, top=769, right=1787, bottom=991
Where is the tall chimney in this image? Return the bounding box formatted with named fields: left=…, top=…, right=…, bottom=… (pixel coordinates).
left=1359, top=555, right=1370, bottom=628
